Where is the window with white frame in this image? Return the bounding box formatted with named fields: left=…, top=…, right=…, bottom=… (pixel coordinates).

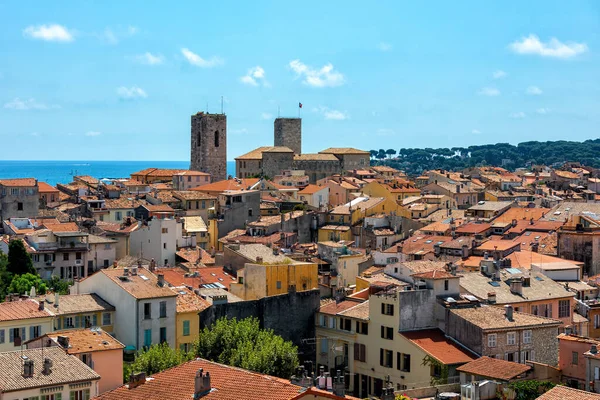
left=488, top=333, right=497, bottom=348
left=523, top=330, right=532, bottom=344
left=507, top=332, right=516, bottom=345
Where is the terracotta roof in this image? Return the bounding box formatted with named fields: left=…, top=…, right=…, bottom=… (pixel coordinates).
left=0, top=347, right=100, bottom=393
left=449, top=305, right=562, bottom=330
left=298, top=184, right=326, bottom=195
left=235, top=146, right=291, bottom=160
left=554, top=170, right=580, bottom=179
left=537, top=386, right=600, bottom=400
left=320, top=225, right=351, bottom=231
left=456, top=356, right=531, bottom=381
left=159, top=266, right=236, bottom=289
left=38, top=181, right=58, bottom=193
left=319, top=147, right=370, bottom=155
left=493, top=207, right=550, bottom=224
left=455, top=222, right=492, bottom=234
left=338, top=301, right=370, bottom=320
left=0, top=178, right=37, bottom=187
left=411, top=270, right=461, bottom=280
left=476, top=240, right=520, bottom=252
left=192, top=178, right=260, bottom=193
left=142, top=204, right=175, bottom=212
left=0, top=299, right=53, bottom=322
left=96, top=358, right=307, bottom=400
left=92, top=268, right=177, bottom=299
left=175, top=170, right=211, bottom=176
left=402, top=329, right=476, bottom=365
left=121, top=179, right=146, bottom=186
left=176, top=247, right=214, bottom=264
left=104, top=198, right=144, bottom=209
left=41, top=221, right=80, bottom=232
left=294, top=153, right=339, bottom=161
left=173, top=190, right=217, bottom=201
left=172, top=287, right=212, bottom=313
left=46, top=328, right=124, bottom=354
left=319, top=299, right=364, bottom=315
left=37, top=293, right=114, bottom=316
left=131, top=168, right=188, bottom=178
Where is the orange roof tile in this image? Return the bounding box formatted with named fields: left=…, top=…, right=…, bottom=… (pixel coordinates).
left=402, top=329, right=476, bottom=365
left=192, top=178, right=260, bottom=194
left=0, top=178, right=37, bottom=187
left=37, top=181, right=58, bottom=193
left=0, top=299, right=53, bottom=322
left=537, top=386, right=600, bottom=400
left=298, top=184, right=325, bottom=195
left=159, top=266, right=236, bottom=289
left=319, top=299, right=364, bottom=315
left=411, top=270, right=461, bottom=280
left=493, top=207, right=550, bottom=224
left=172, top=287, right=212, bottom=313
left=41, top=222, right=80, bottom=232
left=456, top=356, right=531, bottom=381
left=46, top=328, right=124, bottom=354
left=92, top=268, right=177, bottom=299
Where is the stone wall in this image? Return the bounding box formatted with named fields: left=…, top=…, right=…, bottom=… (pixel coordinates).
left=217, top=191, right=260, bottom=237
left=339, top=154, right=369, bottom=171
left=236, top=159, right=262, bottom=179
left=293, top=159, right=341, bottom=183
left=0, top=187, right=39, bottom=223
left=274, top=118, right=301, bottom=155
left=445, top=310, right=484, bottom=355
left=262, top=152, right=294, bottom=179
left=398, top=383, right=460, bottom=398
left=199, top=289, right=320, bottom=363
left=190, top=112, right=227, bottom=181
left=398, top=289, right=437, bottom=331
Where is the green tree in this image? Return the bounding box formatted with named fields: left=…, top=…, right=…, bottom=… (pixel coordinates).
left=0, top=251, right=11, bottom=301
left=45, top=276, right=72, bottom=295
left=385, top=149, right=397, bottom=159
left=369, top=150, right=378, bottom=159
left=123, top=342, right=192, bottom=382
left=508, top=380, right=556, bottom=400
left=194, top=317, right=298, bottom=378
left=7, top=240, right=35, bottom=276
left=8, top=273, right=47, bottom=296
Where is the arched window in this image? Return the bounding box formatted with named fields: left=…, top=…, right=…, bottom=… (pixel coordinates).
left=214, top=130, right=219, bottom=147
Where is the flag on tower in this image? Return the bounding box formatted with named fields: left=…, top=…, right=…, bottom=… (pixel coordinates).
left=299, top=102, right=303, bottom=108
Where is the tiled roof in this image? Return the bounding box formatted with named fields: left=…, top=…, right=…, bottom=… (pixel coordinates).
left=0, top=178, right=37, bottom=187
left=449, top=305, right=562, bottom=330
left=46, top=327, right=124, bottom=354
left=192, top=178, right=260, bottom=193
left=338, top=301, right=370, bottom=320
left=537, top=386, right=600, bottom=400
left=475, top=239, right=520, bottom=252
left=38, top=181, right=58, bottom=193
left=104, top=198, right=144, bottom=209
left=233, top=243, right=291, bottom=263
left=468, top=201, right=514, bottom=212
left=93, top=268, right=177, bottom=299
left=120, top=179, right=146, bottom=186
left=411, top=270, right=461, bottom=280
left=160, top=266, right=236, bottom=288
left=87, top=234, right=117, bottom=244
left=396, top=260, right=449, bottom=274
left=319, top=299, right=364, bottom=315
left=95, top=358, right=309, bottom=400
left=236, top=146, right=281, bottom=160
left=298, top=184, right=326, bottom=195
left=320, top=225, right=351, bottom=231
left=0, top=299, right=53, bottom=322
left=456, top=356, right=530, bottom=381
left=0, top=347, right=100, bottom=393
left=173, top=190, right=217, bottom=201
left=319, top=147, right=370, bottom=155
left=142, top=204, right=175, bottom=212
left=41, top=221, right=80, bottom=232
left=402, top=329, right=476, bottom=365
left=294, top=153, right=339, bottom=161
left=131, top=168, right=188, bottom=178
left=75, top=175, right=99, bottom=184
left=172, top=287, right=212, bottom=313
left=455, top=222, right=492, bottom=234
left=37, top=293, right=115, bottom=316
left=493, top=207, right=550, bottom=224
left=558, top=333, right=600, bottom=345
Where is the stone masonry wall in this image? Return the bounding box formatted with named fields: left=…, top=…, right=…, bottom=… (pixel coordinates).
left=262, top=152, right=294, bottom=179
left=274, top=118, right=301, bottom=155
left=190, top=113, right=227, bottom=181
left=293, top=160, right=342, bottom=183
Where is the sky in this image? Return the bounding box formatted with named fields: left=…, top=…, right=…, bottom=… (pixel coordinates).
left=0, top=1, right=599, bottom=161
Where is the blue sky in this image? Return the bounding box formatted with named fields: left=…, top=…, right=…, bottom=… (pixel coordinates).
left=1, top=1, right=598, bottom=161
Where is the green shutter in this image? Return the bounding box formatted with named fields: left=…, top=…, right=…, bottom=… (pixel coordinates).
left=75, top=316, right=80, bottom=328
left=92, top=314, right=98, bottom=326
left=57, top=318, right=62, bottom=330
left=70, top=391, right=75, bottom=400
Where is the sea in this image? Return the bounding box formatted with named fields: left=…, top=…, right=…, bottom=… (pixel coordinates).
left=0, top=160, right=237, bottom=186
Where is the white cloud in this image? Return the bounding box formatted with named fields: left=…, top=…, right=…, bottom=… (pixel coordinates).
left=536, top=108, right=549, bottom=115
left=313, top=106, right=348, bottom=120
left=472, top=129, right=481, bottom=134
left=509, top=112, right=526, bottom=119
left=493, top=70, right=507, bottom=79
left=134, top=52, right=164, bottom=65
left=240, top=66, right=268, bottom=86
left=181, top=48, right=223, bottom=68
left=478, top=87, right=500, bottom=96
left=85, top=131, right=101, bottom=137
left=377, top=42, right=392, bottom=52
left=230, top=128, right=248, bottom=135
left=289, top=60, right=345, bottom=88
left=526, top=86, right=543, bottom=95
left=4, top=98, right=60, bottom=110
left=116, top=86, right=147, bottom=99
left=102, top=28, right=118, bottom=44
left=261, top=113, right=273, bottom=120
left=127, top=26, right=139, bottom=35
left=509, top=34, right=588, bottom=59
left=23, top=24, right=74, bottom=42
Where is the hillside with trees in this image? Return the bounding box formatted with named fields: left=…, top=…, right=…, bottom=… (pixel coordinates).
left=370, top=138, right=600, bottom=175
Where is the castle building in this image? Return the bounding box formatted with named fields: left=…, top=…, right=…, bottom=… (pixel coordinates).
left=190, top=112, right=227, bottom=181
left=235, top=118, right=369, bottom=182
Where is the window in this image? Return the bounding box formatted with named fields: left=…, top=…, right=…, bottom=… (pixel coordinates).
left=162, top=228, right=168, bottom=234
left=159, top=301, right=167, bottom=318
left=144, top=303, right=152, bottom=319
left=340, top=318, right=352, bottom=332
left=248, top=209, right=253, bottom=217
left=559, top=300, right=571, bottom=318
left=76, top=252, right=82, bottom=260
left=18, top=202, right=23, bottom=211
left=115, top=211, right=122, bottom=221
left=160, top=327, right=167, bottom=343
left=183, top=320, right=190, bottom=336
left=30, top=325, right=41, bottom=339
left=10, top=327, right=25, bottom=345
left=276, top=281, right=282, bottom=289
left=42, top=395, right=62, bottom=400
left=381, top=326, right=394, bottom=340
left=507, top=332, right=516, bottom=345
left=572, top=351, right=578, bottom=365
left=354, top=343, right=366, bottom=362
left=328, top=317, right=336, bottom=329
left=523, top=330, right=532, bottom=344
left=320, top=338, right=328, bottom=354
left=202, top=200, right=206, bottom=209
left=0, top=329, right=4, bottom=343
left=444, top=280, right=449, bottom=291
left=488, top=334, right=497, bottom=348
left=103, top=259, right=109, bottom=267
left=380, top=349, right=393, bottom=368
left=81, top=353, right=92, bottom=367
left=214, top=130, right=220, bottom=147
left=65, top=317, right=74, bottom=328
left=356, top=321, right=368, bottom=335
left=381, top=303, right=394, bottom=316
left=11, top=188, right=19, bottom=196
left=102, top=312, right=111, bottom=326
left=197, top=132, right=202, bottom=147
left=402, top=353, right=411, bottom=372
left=195, top=201, right=199, bottom=209
left=163, top=243, right=167, bottom=249
left=595, top=366, right=600, bottom=381
left=63, top=253, right=69, bottom=261
left=531, top=305, right=538, bottom=315
left=144, top=329, right=152, bottom=347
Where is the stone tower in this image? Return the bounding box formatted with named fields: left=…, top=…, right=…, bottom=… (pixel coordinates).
left=190, top=112, right=227, bottom=181
left=274, top=118, right=301, bottom=155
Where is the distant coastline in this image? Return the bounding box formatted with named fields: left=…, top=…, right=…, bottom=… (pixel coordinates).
left=0, top=160, right=237, bottom=186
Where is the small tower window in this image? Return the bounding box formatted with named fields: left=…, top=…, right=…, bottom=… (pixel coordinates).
left=197, top=132, right=202, bottom=147
left=214, top=130, right=219, bottom=147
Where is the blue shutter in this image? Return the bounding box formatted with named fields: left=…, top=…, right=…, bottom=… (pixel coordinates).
left=30, top=326, right=34, bottom=340
left=75, top=316, right=80, bottom=328
left=0, top=329, right=4, bottom=344
left=57, top=318, right=62, bottom=330
left=21, top=327, right=26, bottom=341
left=9, top=329, right=14, bottom=343
left=92, top=314, right=97, bottom=327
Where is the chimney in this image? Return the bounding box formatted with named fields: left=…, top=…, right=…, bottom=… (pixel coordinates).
left=42, top=358, right=53, bottom=375
left=332, top=370, right=345, bottom=397
left=456, top=185, right=460, bottom=193
left=505, top=304, right=514, bottom=321
left=195, top=369, right=211, bottom=397
left=129, top=372, right=146, bottom=389
left=487, top=292, right=496, bottom=304
left=150, top=259, right=156, bottom=272
left=510, top=278, right=523, bottom=296
left=38, top=301, right=45, bottom=311
left=23, top=359, right=34, bottom=378
left=131, top=266, right=138, bottom=276
left=461, top=244, right=469, bottom=259
left=123, top=267, right=129, bottom=276
left=54, top=292, right=59, bottom=308
left=157, top=274, right=165, bottom=287
left=591, top=345, right=598, bottom=355
left=256, top=256, right=263, bottom=264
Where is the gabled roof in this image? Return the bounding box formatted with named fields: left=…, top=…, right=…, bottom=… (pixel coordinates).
left=191, top=178, right=260, bottom=193
left=45, top=327, right=125, bottom=354
left=401, top=329, right=476, bottom=365
left=449, top=305, right=562, bottom=330
left=537, top=386, right=600, bottom=400
left=0, top=299, right=54, bottom=322
left=319, top=147, right=370, bottom=155
left=298, top=184, right=326, bottom=195
left=38, top=181, right=58, bottom=193
left=0, top=178, right=37, bottom=187
left=91, top=268, right=177, bottom=299
left=36, top=293, right=115, bottom=316
left=0, top=347, right=100, bottom=393
left=319, top=299, right=364, bottom=315
left=456, top=356, right=530, bottom=381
